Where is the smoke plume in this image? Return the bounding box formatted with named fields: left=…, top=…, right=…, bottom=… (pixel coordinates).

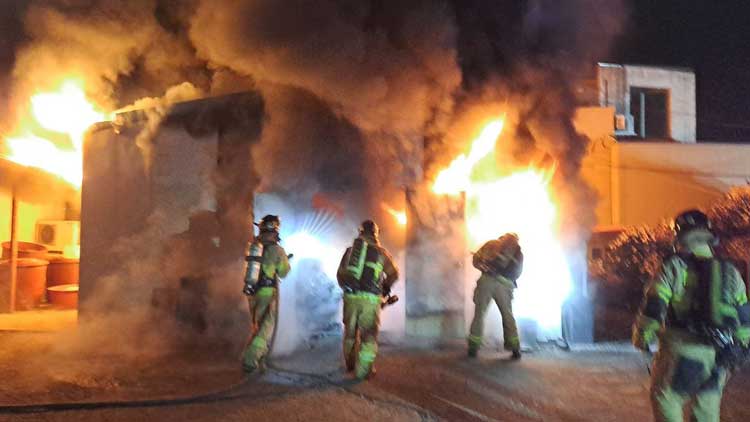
left=117, top=81, right=205, bottom=171
left=0, top=0, right=628, bottom=363
left=9, top=1, right=203, bottom=114
left=190, top=0, right=461, bottom=137
left=442, top=0, right=627, bottom=245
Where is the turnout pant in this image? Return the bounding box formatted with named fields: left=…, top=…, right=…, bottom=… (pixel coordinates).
left=468, top=275, right=520, bottom=352
left=343, top=292, right=381, bottom=379
left=650, top=334, right=728, bottom=422
left=243, top=287, right=278, bottom=371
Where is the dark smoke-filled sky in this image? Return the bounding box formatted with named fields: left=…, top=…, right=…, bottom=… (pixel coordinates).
left=1, top=1, right=748, bottom=141
left=8, top=0, right=739, bottom=247
left=613, top=0, right=750, bottom=142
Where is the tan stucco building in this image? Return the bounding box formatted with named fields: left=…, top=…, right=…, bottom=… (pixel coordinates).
left=577, top=64, right=750, bottom=256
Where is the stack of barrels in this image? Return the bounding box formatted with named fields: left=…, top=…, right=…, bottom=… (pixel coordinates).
left=0, top=242, right=79, bottom=311
left=45, top=254, right=80, bottom=309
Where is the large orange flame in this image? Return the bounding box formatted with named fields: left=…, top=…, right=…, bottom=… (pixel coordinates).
left=1, top=78, right=109, bottom=187
left=432, top=118, right=571, bottom=334
left=433, top=119, right=504, bottom=195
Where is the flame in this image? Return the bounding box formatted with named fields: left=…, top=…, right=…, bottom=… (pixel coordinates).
left=432, top=118, right=571, bottom=334
left=3, top=133, right=82, bottom=186
left=433, top=119, right=504, bottom=194
left=382, top=204, right=407, bottom=227
left=1, top=78, right=109, bottom=187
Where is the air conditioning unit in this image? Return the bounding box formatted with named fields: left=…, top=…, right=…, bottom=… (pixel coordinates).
left=615, top=114, right=627, bottom=130
left=614, top=114, right=635, bottom=135
left=36, top=220, right=80, bottom=253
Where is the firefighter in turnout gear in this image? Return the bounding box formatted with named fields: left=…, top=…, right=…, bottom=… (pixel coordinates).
left=242, top=215, right=291, bottom=373
left=468, top=233, right=524, bottom=359
left=337, top=220, right=399, bottom=380
left=633, top=210, right=750, bottom=422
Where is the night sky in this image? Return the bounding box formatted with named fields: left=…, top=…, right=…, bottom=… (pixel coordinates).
left=613, top=0, right=750, bottom=142
left=1, top=1, right=749, bottom=142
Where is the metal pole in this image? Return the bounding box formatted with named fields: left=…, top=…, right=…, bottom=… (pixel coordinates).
left=639, top=91, right=646, bottom=138
left=9, top=191, right=18, bottom=313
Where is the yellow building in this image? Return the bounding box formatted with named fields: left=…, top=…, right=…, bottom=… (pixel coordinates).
left=0, top=159, right=78, bottom=246
left=578, top=64, right=750, bottom=245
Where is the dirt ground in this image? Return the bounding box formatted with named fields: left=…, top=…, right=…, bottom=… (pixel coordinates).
left=0, top=332, right=748, bottom=422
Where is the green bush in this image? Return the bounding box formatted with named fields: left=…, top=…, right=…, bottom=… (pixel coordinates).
left=592, top=186, right=750, bottom=308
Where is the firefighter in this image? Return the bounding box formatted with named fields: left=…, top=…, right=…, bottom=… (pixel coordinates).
left=242, top=215, right=291, bottom=373
left=468, top=233, right=524, bottom=359
left=336, top=220, right=399, bottom=380
left=633, top=209, right=750, bottom=422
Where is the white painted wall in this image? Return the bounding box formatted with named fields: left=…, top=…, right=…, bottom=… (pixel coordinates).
left=625, top=65, right=696, bottom=143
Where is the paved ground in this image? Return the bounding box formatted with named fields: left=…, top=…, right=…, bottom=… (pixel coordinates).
left=0, top=332, right=748, bottom=422
left=0, top=309, right=76, bottom=332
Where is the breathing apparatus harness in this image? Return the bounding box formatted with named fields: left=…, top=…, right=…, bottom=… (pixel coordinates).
left=474, top=233, right=522, bottom=286
left=342, top=220, right=399, bottom=308
left=671, top=210, right=750, bottom=370
left=243, top=215, right=292, bottom=296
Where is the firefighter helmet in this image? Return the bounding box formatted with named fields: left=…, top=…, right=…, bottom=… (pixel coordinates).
left=359, top=220, right=380, bottom=238
left=500, top=232, right=520, bottom=242
left=498, top=232, right=520, bottom=249
left=258, top=215, right=281, bottom=233
left=674, top=209, right=712, bottom=238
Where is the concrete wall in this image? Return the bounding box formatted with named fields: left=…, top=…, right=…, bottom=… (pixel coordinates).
left=584, top=140, right=750, bottom=228
left=80, top=123, right=219, bottom=312
left=612, top=142, right=750, bottom=226
left=597, top=64, right=629, bottom=118
left=624, top=65, right=696, bottom=143
left=576, top=107, right=616, bottom=226
left=597, top=64, right=696, bottom=142
left=578, top=106, right=749, bottom=229
left=80, top=93, right=263, bottom=326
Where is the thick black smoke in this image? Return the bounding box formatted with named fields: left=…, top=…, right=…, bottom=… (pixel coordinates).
left=6, top=1, right=203, bottom=115
left=0, top=0, right=628, bottom=358
left=188, top=0, right=462, bottom=205
left=442, top=0, right=627, bottom=245
left=2, top=1, right=625, bottom=196
left=190, top=0, right=461, bottom=137
left=251, top=83, right=369, bottom=195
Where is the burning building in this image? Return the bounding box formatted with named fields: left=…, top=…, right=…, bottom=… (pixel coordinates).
left=0, top=74, right=618, bottom=349
left=0, top=1, right=637, bottom=351
left=71, top=83, right=614, bottom=351
left=3, top=59, right=746, bottom=352
left=0, top=78, right=98, bottom=317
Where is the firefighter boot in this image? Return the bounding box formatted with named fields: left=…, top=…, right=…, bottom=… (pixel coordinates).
left=468, top=341, right=479, bottom=358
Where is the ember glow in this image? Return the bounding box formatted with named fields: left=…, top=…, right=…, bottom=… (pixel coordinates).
left=382, top=204, right=407, bottom=227
left=1, top=78, right=109, bottom=187
left=433, top=118, right=572, bottom=335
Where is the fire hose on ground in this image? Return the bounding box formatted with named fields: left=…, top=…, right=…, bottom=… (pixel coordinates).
left=0, top=352, right=432, bottom=420
left=0, top=347, right=429, bottom=419
left=0, top=374, right=267, bottom=415
left=0, top=269, right=408, bottom=416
